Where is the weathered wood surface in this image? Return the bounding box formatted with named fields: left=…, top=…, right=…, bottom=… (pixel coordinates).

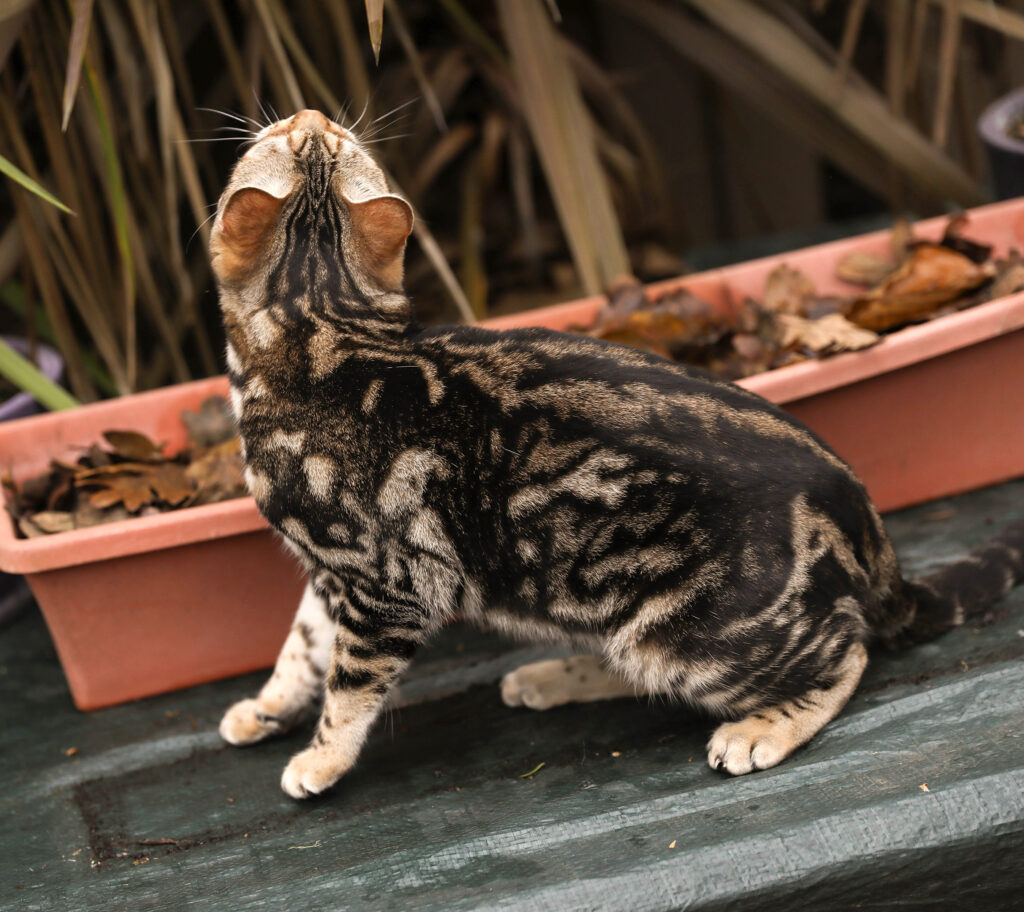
left=2, top=481, right=1024, bottom=911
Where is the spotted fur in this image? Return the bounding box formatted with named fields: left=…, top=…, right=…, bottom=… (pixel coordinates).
left=212, top=110, right=1024, bottom=797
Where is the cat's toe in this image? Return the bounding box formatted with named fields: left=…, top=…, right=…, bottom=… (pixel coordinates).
left=281, top=747, right=345, bottom=799
left=219, top=698, right=282, bottom=747
left=706, top=719, right=790, bottom=776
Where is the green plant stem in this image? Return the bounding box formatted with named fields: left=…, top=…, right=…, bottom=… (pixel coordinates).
left=0, top=337, right=79, bottom=410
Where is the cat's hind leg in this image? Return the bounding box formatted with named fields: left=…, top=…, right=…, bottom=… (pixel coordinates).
left=501, top=655, right=641, bottom=710
left=707, top=641, right=867, bottom=775
left=219, top=582, right=333, bottom=746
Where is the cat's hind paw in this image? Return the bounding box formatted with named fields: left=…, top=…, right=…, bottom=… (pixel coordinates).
left=500, top=662, right=567, bottom=710
left=281, top=746, right=346, bottom=799
left=219, top=698, right=284, bottom=747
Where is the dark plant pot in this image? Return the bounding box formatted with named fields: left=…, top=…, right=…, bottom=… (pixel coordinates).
left=978, top=87, right=1024, bottom=200
left=0, top=336, right=65, bottom=627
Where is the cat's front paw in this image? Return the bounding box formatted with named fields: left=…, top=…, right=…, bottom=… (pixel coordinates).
left=706, top=718, right=791, bottom=776
left=219, top=698, right=284, bottom=747
left=281, top=746, right=347, bottom=799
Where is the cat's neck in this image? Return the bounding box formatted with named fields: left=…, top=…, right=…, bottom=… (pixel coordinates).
left=223, top=289, right=415, bottom=385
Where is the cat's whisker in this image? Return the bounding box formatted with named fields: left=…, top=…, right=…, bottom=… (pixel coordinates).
left=349, top=95, right=372, bottom=131
left=366, top=97, right=418, bottom=130
left=254, top=91, right=275, bottom=129
left=357, top=111, right=414, bottom=143
left=175, top=137, right=258, bottom=145
left=197, top=106, right=263, bottom=130
left=359, top=133, right=412, bottom=146
left=186, top=207, right=220, bottom=252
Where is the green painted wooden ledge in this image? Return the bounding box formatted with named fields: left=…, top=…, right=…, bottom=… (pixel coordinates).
left=2, top=480, right=1023, bottom=911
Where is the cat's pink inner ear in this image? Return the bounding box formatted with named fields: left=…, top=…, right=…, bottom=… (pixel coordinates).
left=345, top=195, right=414, bottom=289
left=222, top=188, right=284, bottom=252
left=214, top=188, right=285, bottom=281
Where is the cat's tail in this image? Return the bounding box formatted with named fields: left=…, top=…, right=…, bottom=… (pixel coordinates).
left=883, top=521, right=1024, bottom=648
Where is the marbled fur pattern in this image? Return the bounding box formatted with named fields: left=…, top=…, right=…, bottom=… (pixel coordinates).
left=212, top=110, right=1024, bottom=798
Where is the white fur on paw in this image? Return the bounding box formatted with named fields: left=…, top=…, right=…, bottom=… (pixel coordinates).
left=706, top=719, right=791, bottom=776
left=500, top=665, right=568, bottom=710
left=219, top=698, right=282, bottom=747
left=281, top=746, right=346, bottom=799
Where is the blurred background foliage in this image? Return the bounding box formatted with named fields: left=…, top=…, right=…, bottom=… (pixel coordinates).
left=2, top=0, right=1024, bottom=400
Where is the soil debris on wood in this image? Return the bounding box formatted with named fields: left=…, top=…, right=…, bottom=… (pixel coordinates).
left=583, top=216, right=1018, bottom=380
left=3, top=396, right=245, bottom=538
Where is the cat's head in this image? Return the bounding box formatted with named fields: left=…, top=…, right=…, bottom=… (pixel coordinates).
left=210, top=109, right=414, bottom=312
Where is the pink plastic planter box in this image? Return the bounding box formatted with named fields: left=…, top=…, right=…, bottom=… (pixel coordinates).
left=483, top=198, right=1024, bottom=514
left=0, top=377, right=304, bottom=710
left=2, top=199, right=1023, bottom=710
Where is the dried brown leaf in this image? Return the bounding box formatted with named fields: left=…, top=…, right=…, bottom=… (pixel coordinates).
left=181, top=396, right=236, bottom=449
left=774, top=312, right=879, bottom=354
left=28, top=510, right=76, bottom=534
left=187, top=438, right=245, bottom=504
left=848, top=244, right=996, bottom=332
left=762, top=263, right=816, bottom=315
left=102, top=430, right=165, bottom=463
left=835, top=250, right=893, bottom=287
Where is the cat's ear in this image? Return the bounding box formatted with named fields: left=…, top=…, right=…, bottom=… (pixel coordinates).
left=212, top=187, right=287, bottom=283
left=343, top=193, right=414, bottom=291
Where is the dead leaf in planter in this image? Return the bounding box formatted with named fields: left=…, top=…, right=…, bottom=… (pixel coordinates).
left=848, top=244, right=996, bottom=332
left=187, top=438, right=246, bottom=505
left=592, top=280, right=733, bottom=354
left=26, top=511, right=76, bottom=534
left=762, top=264, right=816, bottom=315
left=182, top=397, right=236, bottom=448
left=835, top=250, right=893, bottom=287
left=934, top=213, right=993, bottom=264
left=773, top=313, right=879, bottom=355
left=102, top=430, right=165, bottom=463
left=83, top=463, right=193, bottom=513
left=978, top=251, right=1024, bottom=303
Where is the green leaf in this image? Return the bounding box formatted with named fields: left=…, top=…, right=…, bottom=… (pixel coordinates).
left=0, top=153, right=73, bottom=214
left=0, top=337, right=80, bottom=411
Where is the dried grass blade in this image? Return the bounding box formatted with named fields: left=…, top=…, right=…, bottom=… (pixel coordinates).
left=0, top=2, right=32, bottom=71
left=932, top=0, right=961, bottom=148
left=202, top=0, right=250, bottom=103
left=498, top=0, right=630, bottom=294
left=267, top=0, right=341, bottom=113
left=83, top=50, right=136, bottom=390
left=613, top=0, right=897, bottom=206
left=384, top=0, right=447, bottom=132
left=885, top=0, right=909, bottom=115
left=682, top=0, right=984, bottom=206
left=252, top=0, right=305, bottom=112
left=9, top=193, right=95, bottom=400
left=324, top=0, right=373, bottom=124
left=838, top=0, right=869, bottom=81
left=61, top=0, right=94, bottom=131
left=365, top=0, right=384, bottom=64
left=952, top=0, right=1024, bottom=41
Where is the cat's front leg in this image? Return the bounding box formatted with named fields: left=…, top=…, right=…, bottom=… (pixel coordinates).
left=280, top=621, right=419, bottom=799
left=219, top=582, right=333, bottom=746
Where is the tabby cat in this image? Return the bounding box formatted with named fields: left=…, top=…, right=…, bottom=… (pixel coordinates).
left=212, top=110, right=1024, bottom=799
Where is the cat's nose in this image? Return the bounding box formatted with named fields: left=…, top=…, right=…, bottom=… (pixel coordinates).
left=287, top=110, right=344, bottom=153
left=290, top=109, right=331, bottom=132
